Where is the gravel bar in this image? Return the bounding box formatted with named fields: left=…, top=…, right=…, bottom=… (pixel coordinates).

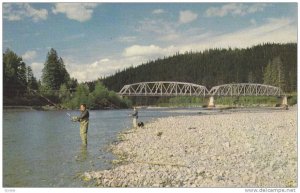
left=85, top=107, right=297, bottom=188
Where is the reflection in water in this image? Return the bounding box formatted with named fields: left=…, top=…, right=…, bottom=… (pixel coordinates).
left=76, top=145, right=88, bottom=162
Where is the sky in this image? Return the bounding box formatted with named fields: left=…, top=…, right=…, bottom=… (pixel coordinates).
left=2, top=2, right=298, bottom=82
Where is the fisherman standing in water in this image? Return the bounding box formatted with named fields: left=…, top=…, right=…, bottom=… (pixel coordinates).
left=131, top=107, right=138, bottom=128
left=72, top=104, right=89, bottom=146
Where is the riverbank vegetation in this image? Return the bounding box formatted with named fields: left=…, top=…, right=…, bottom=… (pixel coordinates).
left=136, top=94, right=297, bottom=108
left=3, top=49, right=131, bottom=109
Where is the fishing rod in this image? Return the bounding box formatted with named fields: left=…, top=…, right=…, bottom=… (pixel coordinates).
left=66, top=112, right=74, bottom=121
left=29, top=89, right=63, bottom=109
left=66, top=112, right=80, bottom=122
left=30, top=88, right=77, bottom=121
left=12, top=73, right=69, bottom=112
left=6, top=71, right=85, bottom=124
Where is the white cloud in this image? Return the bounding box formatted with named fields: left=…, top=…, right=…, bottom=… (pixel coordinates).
left=178, top=17, right=297, bottom=52
left=52, top=3, right=98, bottom=22
left=66, top=56, right=145, bottom=82
left=205, top=3, right=267, bottom=17
left=3, top=3, right=48, bottom=22
left=152, top=9, right=165, bottom=14
left=179, top=10, right=198, bottom=24
left=100, top=58, right=110, bottom=63
left=123, top=44, right=177, bottom=58
left=30, top=62, right=44, bottom=80
left=22, top=50, right=37, bottom=61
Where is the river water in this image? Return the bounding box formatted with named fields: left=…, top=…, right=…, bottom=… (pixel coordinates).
left=3, top=107, right=213, bottom=187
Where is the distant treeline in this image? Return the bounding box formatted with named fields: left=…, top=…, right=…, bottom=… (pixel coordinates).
left=102, top=43, right=297, bottom=93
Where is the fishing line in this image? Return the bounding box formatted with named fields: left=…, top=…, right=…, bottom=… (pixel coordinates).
left=12, top=73, right=67, bottom=110
left=8, top=71, right=79, bottom=124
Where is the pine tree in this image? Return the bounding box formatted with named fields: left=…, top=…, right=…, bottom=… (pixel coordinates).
left=26, top=66, right=39, bottom=90
left=273, top=56, right=286, bottom=91
left=263, top=56, right=287, bottom=91
left=41, top=48, right=71, bottom=91
left=248, top=71, right=254, bottom=83
left=263, top=60, right=273, bottom=85
left=3, top=49, right=28, bottom=96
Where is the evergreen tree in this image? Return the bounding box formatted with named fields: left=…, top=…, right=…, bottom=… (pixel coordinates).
left=3, top=49, right=28, bottom=96
left=273, top=56, right=286, bottom=91
left=26, top=66, right=39, bottom=90
left=67, top=78, right=78, bottom=91
left=248, top=71, right=254, bottom=83
left=41, top=48, right=70, bottom=91
left=263, top=56, right=287, bottom=91
left=263, top=60, right=273, bottom=85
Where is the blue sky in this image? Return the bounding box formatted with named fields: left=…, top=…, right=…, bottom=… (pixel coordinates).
left=3, top=3, right=298, bottom=82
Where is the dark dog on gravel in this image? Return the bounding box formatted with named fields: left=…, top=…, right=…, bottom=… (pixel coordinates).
left=138, top=122, right=144, bottom=128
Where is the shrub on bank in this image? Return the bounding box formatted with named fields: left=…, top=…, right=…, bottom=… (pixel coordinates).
left=153, top=94, right=297, bottom=107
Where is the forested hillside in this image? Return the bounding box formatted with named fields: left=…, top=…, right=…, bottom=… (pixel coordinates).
left=102, top=43, right=297, bottom=93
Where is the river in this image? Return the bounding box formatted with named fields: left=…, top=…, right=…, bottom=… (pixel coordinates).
left=3, top=107, right=212, bottom=187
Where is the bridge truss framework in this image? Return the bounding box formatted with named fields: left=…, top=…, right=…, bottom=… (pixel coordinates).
left=118, top=81, right=209, bottom=97
left=118, top=82, right=284, bottom=97
left=209, top=83, right=284, bottom=97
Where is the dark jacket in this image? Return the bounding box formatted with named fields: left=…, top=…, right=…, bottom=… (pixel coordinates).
left=79, top=109, right=89, bottom=122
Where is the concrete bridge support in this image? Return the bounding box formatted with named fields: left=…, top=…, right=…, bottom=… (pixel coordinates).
left=281, top=95, right=288, bottom=110
left=208, top=96, right=215, bottom=108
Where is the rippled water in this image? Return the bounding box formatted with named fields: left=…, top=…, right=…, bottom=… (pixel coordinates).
left=3, top=108, right=207, bottom=187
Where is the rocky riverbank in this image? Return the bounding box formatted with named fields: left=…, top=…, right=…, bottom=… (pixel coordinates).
left=84, top=107, right=297, bottom=187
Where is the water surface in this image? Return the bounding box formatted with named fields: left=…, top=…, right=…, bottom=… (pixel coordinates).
left=3, top=108, right=207, bottom=187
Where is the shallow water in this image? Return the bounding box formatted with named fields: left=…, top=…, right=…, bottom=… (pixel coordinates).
left=3, top=107, right=207, bottom=187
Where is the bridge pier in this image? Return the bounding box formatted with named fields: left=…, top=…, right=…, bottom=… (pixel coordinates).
left=207, top=96, right=215, bottom=108
left=281, top=95, right=288, bottom=110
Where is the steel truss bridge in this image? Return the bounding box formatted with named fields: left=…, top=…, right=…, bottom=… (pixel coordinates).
left=118, top=82, right=284, bottom=97
left=209, top=83, right=283, bottom=96
left=118, top=81, right=209, bottom=97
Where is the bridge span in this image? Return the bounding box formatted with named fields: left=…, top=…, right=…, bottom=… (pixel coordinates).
left=118, top=81, right=209, bottom=97
left=118, top=81, right=287, bottom=107
left=209, top=83, right=284, bottom=97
